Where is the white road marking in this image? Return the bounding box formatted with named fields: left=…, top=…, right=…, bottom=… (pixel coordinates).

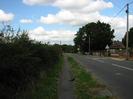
left=111, top=58, right=125, bottom=61
left=96, top=60, right=105, bottom=63
left=112, top=63, right=133, bottom=71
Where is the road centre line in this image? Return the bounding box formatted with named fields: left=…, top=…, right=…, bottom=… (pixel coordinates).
left=90, top=57, right=133, bottom=71
left=112, top=63, right=133, bottom=71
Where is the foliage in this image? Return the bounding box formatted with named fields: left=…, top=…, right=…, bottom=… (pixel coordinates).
left=74, top=21, right=114, bottom=53
left=0, top=25, right=62, bottom=99
left=61, top=44, right=74, bottom=53
left=122, top=27, right=133, bottom=48
left=17, top=58, right=63, bottom=99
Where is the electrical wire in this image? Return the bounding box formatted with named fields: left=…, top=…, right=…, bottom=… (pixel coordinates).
left=110, top=0, right=133, bottom=22
left=109, top=5, right=126, bottom=23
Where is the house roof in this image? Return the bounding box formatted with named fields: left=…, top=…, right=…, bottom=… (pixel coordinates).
left=110, top=41, right=125, bottom=49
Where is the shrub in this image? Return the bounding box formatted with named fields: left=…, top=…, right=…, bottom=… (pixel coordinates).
left=0, top=25, right=62, bottom=99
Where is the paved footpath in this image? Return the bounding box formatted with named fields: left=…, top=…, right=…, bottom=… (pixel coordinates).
left=58, top=56, right=75, bottom=99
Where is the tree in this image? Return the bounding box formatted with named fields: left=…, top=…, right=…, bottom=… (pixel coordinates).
left=122, top=27, right=133, bottom=56
left=122, top=27, right=133, bottom=48
left=61, top=44, right=74, bottom=53
left=74, top=21, right=114, bottom=53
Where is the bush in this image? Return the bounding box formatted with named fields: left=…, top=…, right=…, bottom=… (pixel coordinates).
left=0, top=26, right=62, bottom=99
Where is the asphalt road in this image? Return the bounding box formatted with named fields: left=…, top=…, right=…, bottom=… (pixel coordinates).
left=69, top=54, right=133, bottom=99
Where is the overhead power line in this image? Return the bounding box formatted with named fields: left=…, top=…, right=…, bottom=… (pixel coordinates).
left=109, top=5, right=126, bottom=23
left=112, top=5, right=126, bottom=18
left=108, top=0, right=133, bottom=23
left=112, top=1, right=122, bottom=9
left=110, top=0, right=133, bottom=21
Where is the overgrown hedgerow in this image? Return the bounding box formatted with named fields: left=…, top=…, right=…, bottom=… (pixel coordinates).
left=0, top=26, right=62, bottom=99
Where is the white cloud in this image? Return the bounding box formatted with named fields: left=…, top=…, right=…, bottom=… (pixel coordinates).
left=40, top=15, right=59, bottom=24
left=39, top=10, right=76, bottom=25
left=54, top=0, right=89, bottom=10
left=28, top=26, right=76, bottom=44
left=37, top=0, right=113, bottom=26
left=23, top=0, right=114, bottom=26
left=22, top=0, right=133, bottom=41
left=39, top=10, right=107, bottom=26
left=23, top=0, right=56, bottom=5
left=23, top=0, right=113, bottom=13
left=0, top=9, right=14, bottom=22
left=98, top=14, right=133, bottom=40
left=39, top=9, right=132, bottom=41
left=54, top=0, right=113, bottom=13
left=42, top=11, right=133, bottom=41
left=20, top=19, right=33, bottom=24
left=29, top=26, right=49, bottom=36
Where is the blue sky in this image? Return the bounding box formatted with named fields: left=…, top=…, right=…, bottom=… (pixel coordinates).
left=0, top=0, right=133, bottom=44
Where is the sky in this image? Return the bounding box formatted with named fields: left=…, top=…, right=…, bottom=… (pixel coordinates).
left=0, top=0, right=133, bottom=45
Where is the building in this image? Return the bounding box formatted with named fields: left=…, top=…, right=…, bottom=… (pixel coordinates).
left=110, top=41, right=125, bottom=54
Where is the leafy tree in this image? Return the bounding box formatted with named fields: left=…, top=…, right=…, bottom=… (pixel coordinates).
left=122, top=27, right=133, bottom=56
left=122, top=27, right=133, bottom=48
left=0, top=25, right=15, bottom=42
left=74, top=21, right=114, bottom=53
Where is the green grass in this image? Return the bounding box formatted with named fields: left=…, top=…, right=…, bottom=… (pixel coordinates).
left=67, top=56, right=114, bottom=99
left=17, top=57, right=63, bottom=99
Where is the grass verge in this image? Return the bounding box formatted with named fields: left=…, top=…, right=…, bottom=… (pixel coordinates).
left=67, top=56, right=114, bottom=99
left=17, top=57, right=63, bottom=99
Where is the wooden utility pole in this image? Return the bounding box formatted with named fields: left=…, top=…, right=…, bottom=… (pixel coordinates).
left=126, top=3, right=129, bottom=60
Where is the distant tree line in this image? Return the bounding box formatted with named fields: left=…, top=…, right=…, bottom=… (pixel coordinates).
left=61, top=44, right=75, bottom=53
left=0, top=25, right=62, bottom=99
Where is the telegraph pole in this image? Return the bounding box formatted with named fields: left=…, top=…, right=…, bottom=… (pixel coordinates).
left=126, top=3, right=129, bottom=60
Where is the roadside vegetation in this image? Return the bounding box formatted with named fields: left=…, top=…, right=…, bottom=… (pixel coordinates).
left=67, top=56, right=115, bottom=99
left=17, top=58, right=63, bottom=99
left=61, top=44, right=75, bottom=53
left=122, top=27, right=133, bottom=56
left=0, top=25, right=62, bottom=99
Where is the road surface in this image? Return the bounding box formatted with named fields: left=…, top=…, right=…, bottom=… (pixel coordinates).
left=70, top=54, right=133, bottom=99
